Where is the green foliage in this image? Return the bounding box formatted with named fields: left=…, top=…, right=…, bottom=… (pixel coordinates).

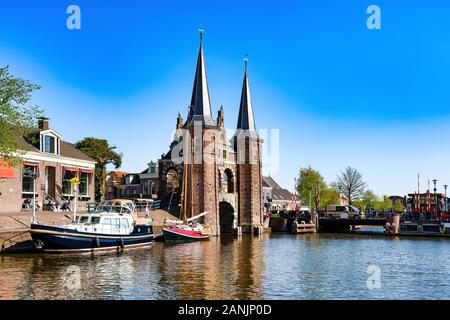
left=297, top=166, right=340, bottom=211
left=321, top=186, right=341, bottom=206
left=374, top=195, right=392, bottom=212
left=297, top=166, right=325, bottom=210
left=354, top=190, right=379, bottom=211
left=393, top=199, right=405, bottom=213
left=74, top=138, right=122, bottom=201
left=0, top=65, right=43, bottom=166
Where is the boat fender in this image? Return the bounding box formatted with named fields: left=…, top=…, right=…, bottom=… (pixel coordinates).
left=95, top=237, right=100, bottom=247
left=120, top=238, right=124, bottom=248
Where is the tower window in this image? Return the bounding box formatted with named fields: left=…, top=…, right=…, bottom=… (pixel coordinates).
left=223, top=150, right=227, bottom=159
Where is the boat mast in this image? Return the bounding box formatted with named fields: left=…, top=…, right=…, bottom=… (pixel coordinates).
left=183, top=136, right=188, bottom=223
left=190, top=135, right=194, bottom=219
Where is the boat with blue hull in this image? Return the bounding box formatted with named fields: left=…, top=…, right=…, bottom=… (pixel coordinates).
left=30, top=199, right=154, bottom=253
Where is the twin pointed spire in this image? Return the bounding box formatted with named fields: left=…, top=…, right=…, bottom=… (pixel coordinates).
left=187, top=27, right=215, bottom=126
left=237, top=53, right=256, bottom=131
left=187, top=28, right=256, bottom=132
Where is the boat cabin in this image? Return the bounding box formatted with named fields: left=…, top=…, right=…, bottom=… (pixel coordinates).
left=73, top=212, right=135, bottom=235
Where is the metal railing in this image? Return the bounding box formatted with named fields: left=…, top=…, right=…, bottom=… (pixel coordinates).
left=1, top=231, right=31, bottom=253
left=85, top=200, right=161, bottom=213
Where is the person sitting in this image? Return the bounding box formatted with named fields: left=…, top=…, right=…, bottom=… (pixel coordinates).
left=61, top=201, right=71, bottom=212
left=22, top=199, right=32, bottom=211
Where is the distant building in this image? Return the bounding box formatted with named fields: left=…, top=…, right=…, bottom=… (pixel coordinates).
left=0, top=117, right=96, bottom=212
left=106, top=171, right=130, bottom=199
left=107, top=161, right=159, bottom=199
left=262, top=176, right=299, bottom=211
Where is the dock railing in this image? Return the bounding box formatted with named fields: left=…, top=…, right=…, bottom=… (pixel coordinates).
left=1, top=231, right=32, bottom=253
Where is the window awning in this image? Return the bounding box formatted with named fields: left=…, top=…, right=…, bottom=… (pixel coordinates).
left=0, top=161, right=14, bottom=179
left=24, top=162, right=39, bottom=167
left=63, top=166, right=79, bottom=173
left=79, top=169, right=94, bottom=174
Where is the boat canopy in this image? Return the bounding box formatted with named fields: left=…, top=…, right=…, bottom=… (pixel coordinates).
left=95, top=199, right=135, bottom=215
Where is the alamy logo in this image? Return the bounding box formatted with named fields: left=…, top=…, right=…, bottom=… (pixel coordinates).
left=366, top=5, right=381, bottom=30
left=63, top=265, right=81, bottom=290
left=366, top=265, right=381, bottom=290
left=66, top=5, right=81, bottom=30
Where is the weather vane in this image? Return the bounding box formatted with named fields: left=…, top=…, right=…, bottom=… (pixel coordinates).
left=244, top=53, right=248, bottom=71
left=199, top=25, right=204, bottom=42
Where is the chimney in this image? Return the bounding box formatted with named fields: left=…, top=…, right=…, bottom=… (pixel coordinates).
left=38, top=117, right=50, bottom=130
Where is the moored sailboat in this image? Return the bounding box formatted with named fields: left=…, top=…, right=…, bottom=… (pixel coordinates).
left=162, top=139, right=211, bottom=242
left=162, top=212, right=211, bottom=241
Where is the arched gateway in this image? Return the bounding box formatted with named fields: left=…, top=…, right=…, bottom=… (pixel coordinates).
left=219, top=201, right=235, bottom=233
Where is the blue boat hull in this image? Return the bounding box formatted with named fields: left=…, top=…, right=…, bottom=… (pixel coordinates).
left=30, top=224, right=154, bottom=253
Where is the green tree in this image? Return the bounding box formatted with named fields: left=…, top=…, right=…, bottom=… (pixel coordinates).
left=374, top=195, right=392, bottom=212
left=335, top=166, right=367, bottom=205
left=393, top=199, right=405, bottom=213
left=297, top=166, right=340, bottom=211
left=297, top=166, right=326, bottom=211
left=74, top=138, right=122, bottom=202
left=359, top=190, right=379, bottom=210
left=0, top=65, right=43, bottom=165
left=321, top=186, right=341, bottom=206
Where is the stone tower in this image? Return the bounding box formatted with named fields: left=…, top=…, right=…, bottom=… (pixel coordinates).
left=234, top=55, right=264, bottom=233
left=182, top=30, right=221, bottom=235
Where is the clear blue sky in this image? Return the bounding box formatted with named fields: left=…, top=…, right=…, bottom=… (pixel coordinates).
left=1, top=0, right=450, bottom=197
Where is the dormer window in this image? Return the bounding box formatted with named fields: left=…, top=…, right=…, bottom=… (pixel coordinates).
left=40, top=132, right=60, bottom=155
left=125, top=175, right=134, bottom=185
left=44, top=135, right=55, bottom=153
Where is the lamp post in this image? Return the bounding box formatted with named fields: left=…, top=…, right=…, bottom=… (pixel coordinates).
left=70, top=177, right=80, bottom=223
left=433, top=179, right=438, bottom=214
left=315, top=180, right=321, bottom=214
left=444, top=184, right=448, bottom=212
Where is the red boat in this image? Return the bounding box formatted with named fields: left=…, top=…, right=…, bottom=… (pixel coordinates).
left=162, top=224, right=210, bottom=242
left=162, top=212, right=211, bottom=242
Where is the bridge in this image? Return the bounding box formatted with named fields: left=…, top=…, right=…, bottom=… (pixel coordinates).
left=269, top=212, right=389, bottom=233
left=318, top=217, right=387, bottom=232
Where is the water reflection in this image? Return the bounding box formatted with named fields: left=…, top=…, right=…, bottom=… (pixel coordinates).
left=1, top=233, right=450, bottom=299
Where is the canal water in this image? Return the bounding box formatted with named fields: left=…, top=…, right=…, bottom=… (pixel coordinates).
left=1, top=232, right=450, bottom=300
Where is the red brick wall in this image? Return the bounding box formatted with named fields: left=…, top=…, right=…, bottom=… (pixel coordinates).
left=0, top=162, right=95, bottom=213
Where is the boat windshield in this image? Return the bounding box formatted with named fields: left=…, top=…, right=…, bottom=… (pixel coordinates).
left=78, top=216, right=89, bottom=224
left=96, top=204, right=132, bottom=215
